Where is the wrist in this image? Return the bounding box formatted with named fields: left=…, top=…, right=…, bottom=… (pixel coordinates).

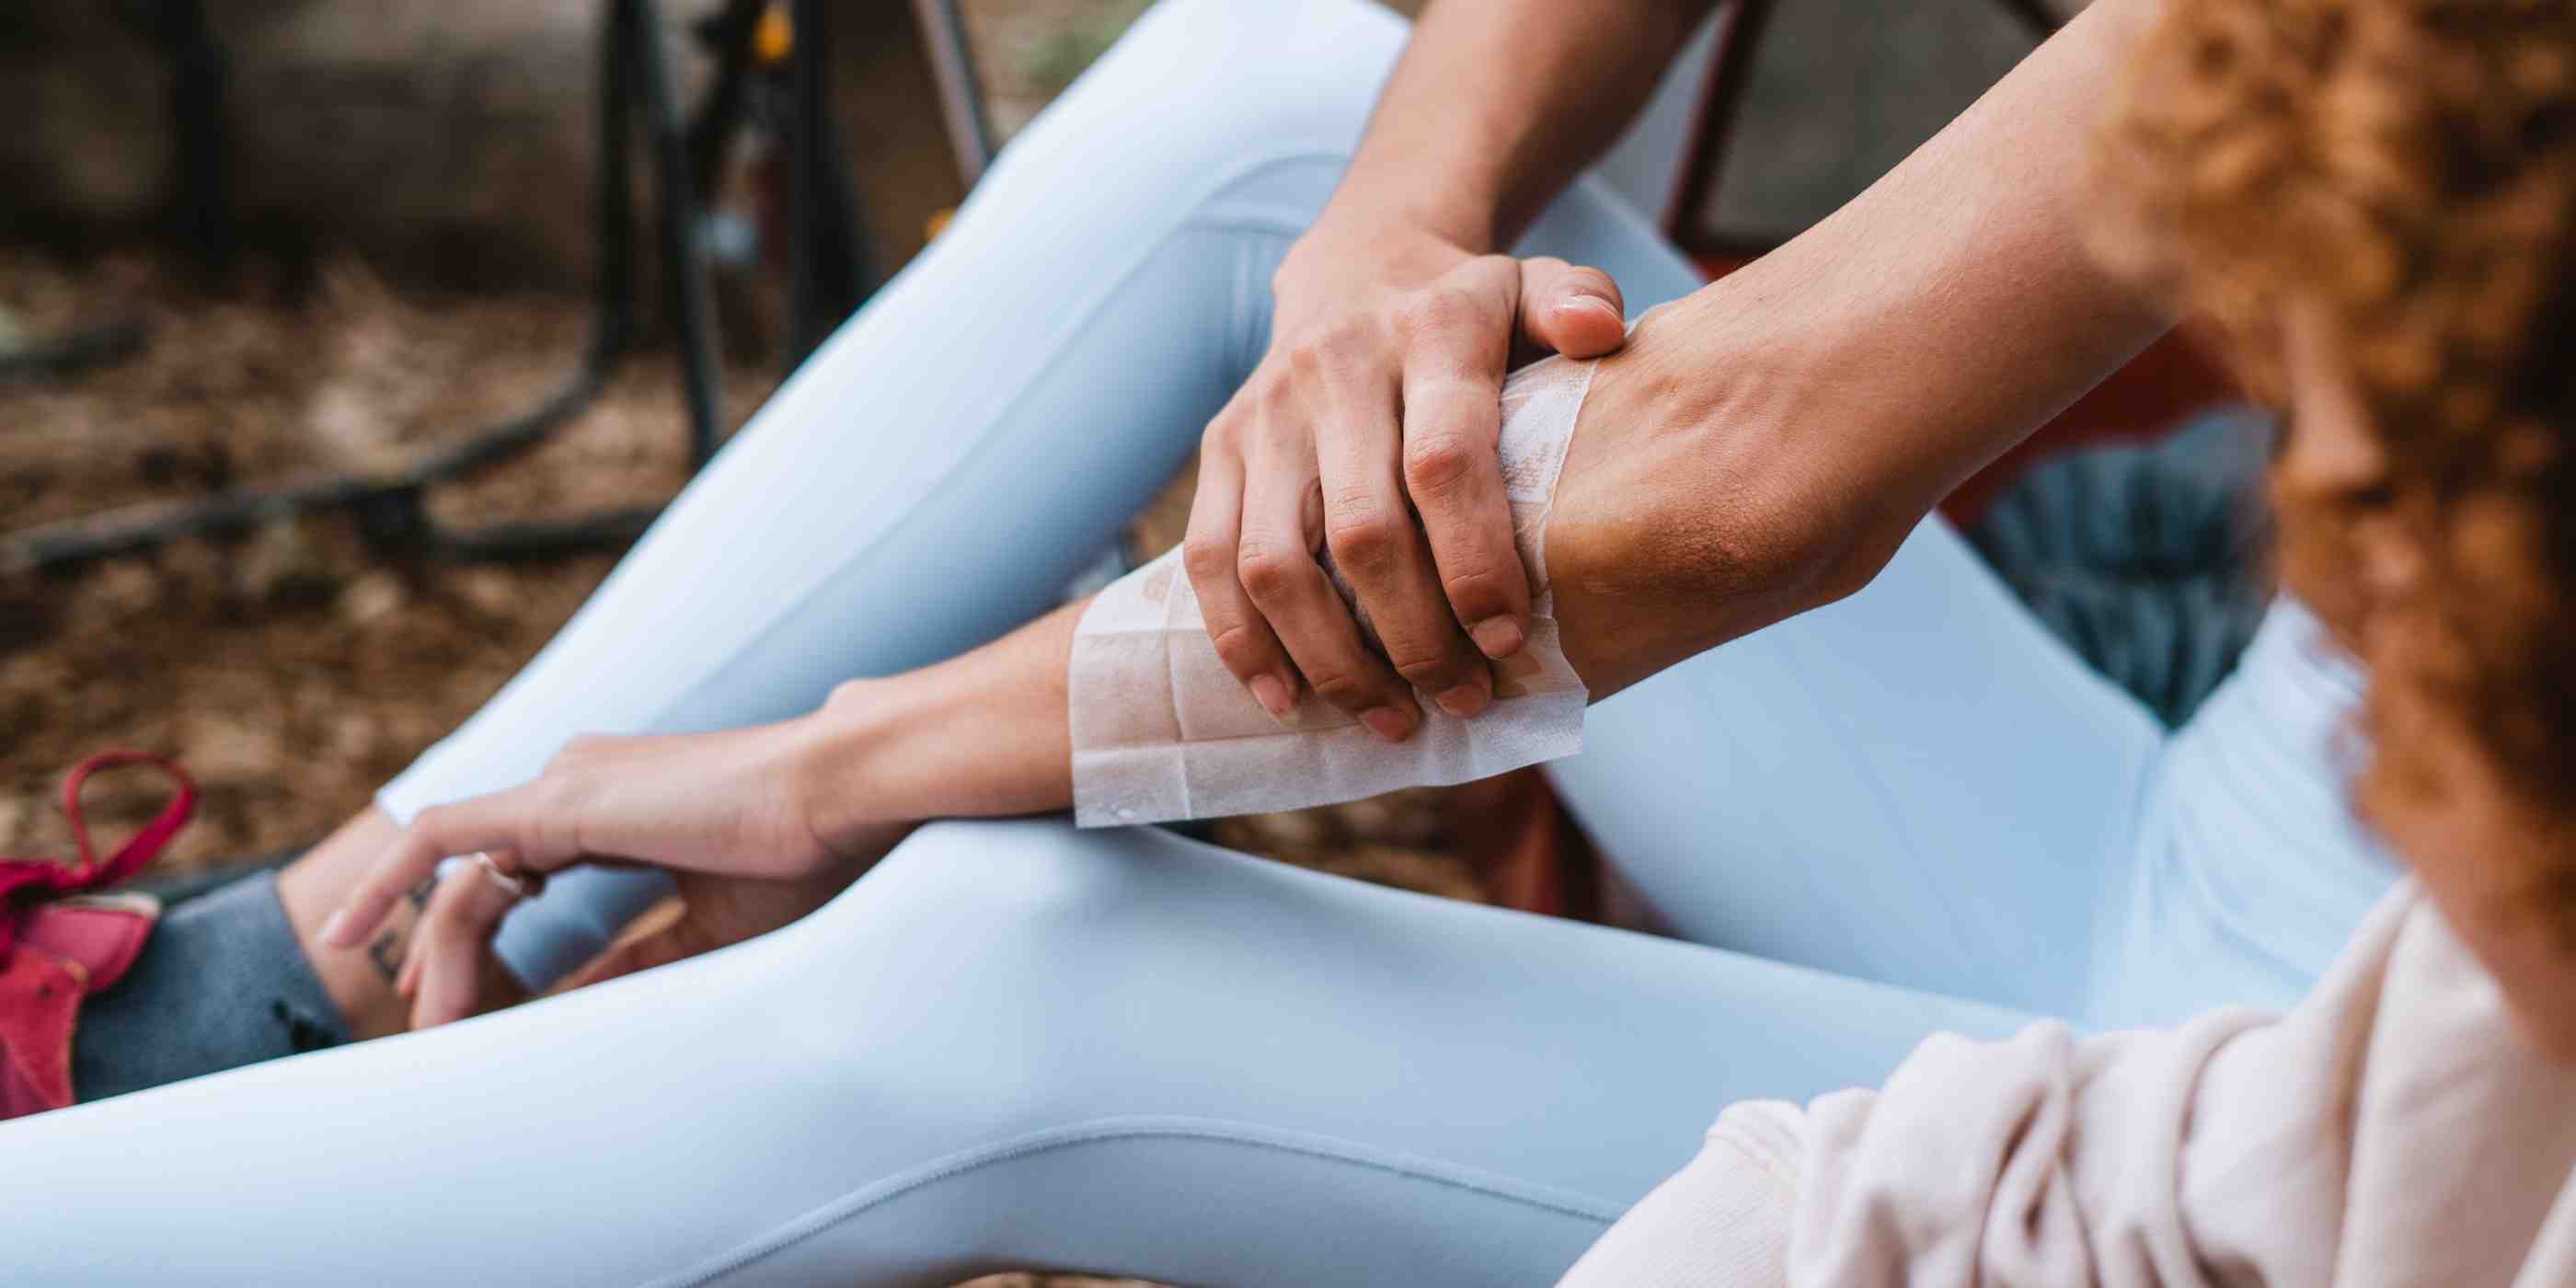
left=788, top=678, right=917, bottom=856
left=1545, top=293, right=1903, bottom=695
left=1272, top=208, right=1483, bottom=314
left=787, top=605, right=1080, bottom=845
left=1325, top=194, right=1496, bottom=260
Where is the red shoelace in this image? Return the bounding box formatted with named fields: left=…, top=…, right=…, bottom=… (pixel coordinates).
left=0, top=752, right=196, bottom=964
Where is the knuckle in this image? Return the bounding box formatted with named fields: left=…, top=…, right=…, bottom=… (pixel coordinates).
left=1199, top=414, right=1240, bottom=456
left=1321, top=504, right=1402, bottom=575
left=1283, top=320, right=1380, bottom=380
left=1255, top=368, right=1300, bottom=414
left=1387, top=642, right=1464, bottom=686
left=1180, top=534, right=1236, bottom=584
left=1442, top=563, right=1524, bottom=616
left=1306, top=669, right=1376, bottom=709
left=1282, top=340, right=1331, bottom=383
left=1403, top=431, right=1483, bottom=496
left=1235, top=540, right=1309, bottom=601
left=1206, top=622, right=1274, bottom=675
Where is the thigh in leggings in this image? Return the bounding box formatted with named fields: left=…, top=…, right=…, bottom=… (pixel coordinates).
left=0, top=821, right=2033, bottom=1286
left=373, top=0, right=1712, bottom=988
left=1549, top=523, right=2168, bottom=1019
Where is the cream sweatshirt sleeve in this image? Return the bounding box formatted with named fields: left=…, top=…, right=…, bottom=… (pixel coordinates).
left=1563, top=881, right=2576, bottom=1287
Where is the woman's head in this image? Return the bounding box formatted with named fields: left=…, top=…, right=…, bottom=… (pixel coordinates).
left=2109, top=0, right=2576, bottom=1051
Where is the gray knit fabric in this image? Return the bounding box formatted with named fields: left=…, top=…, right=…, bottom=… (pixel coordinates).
left=1967, top=408, right=2277, bottom=727
left=72, top=868, right=349, bottom=1103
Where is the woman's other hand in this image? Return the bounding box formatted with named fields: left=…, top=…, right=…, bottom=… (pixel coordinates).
left=1184, top=215, right=1628, bottom=742
left=317, top=718, right=904, bottom=1029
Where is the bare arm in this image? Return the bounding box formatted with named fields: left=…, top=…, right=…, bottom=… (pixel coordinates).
left=1309, top=0, right=1719, bottom=261
left=328, top=0, right=2176, bottom=973
left=1548, top=0, right=2174, bottom=693
left=803, top=0, right=2176, bottom=833
left=1186, top=0, right=1719, bottom=743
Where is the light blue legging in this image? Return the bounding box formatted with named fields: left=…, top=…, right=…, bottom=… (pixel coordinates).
left=0, top=2, right=2399, bottom=1283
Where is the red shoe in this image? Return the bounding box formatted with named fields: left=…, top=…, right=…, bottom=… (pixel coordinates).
left=0, top=753, right=192, bottom=1121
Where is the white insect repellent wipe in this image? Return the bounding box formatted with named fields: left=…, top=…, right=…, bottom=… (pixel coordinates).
left=1069, top=352, right=1597, bottom=826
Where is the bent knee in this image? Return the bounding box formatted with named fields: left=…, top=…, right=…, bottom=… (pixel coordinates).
left=1118, top=0, right=1406, bottom=78
left=765, top=820, right=1195, bottom=983
left=745, top=822, right=1240, bottom=1127
left=1014, top=0, right=1409, bottom=179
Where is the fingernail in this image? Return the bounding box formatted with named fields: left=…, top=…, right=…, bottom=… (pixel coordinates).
left=1360, top=707, right=1414, bottom=742
left=1470, top=617, right=1525, bottom=660
left=1248, top=673, right=1293, bottom=719
left=1434, top=684, right=1488, bottom=719
left=1570, top=295, right=1624, bottom=323
left=318, top=909, right=351, bottom=948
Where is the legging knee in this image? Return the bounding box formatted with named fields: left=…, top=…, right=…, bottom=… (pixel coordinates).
left=990, top=0, right=1408, bottom=193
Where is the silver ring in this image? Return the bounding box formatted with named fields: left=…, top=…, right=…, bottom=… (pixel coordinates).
left=469, top=851, right=543, bottom=901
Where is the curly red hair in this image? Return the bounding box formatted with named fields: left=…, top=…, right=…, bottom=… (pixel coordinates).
left=2107, top=0, right=2576, bottom=893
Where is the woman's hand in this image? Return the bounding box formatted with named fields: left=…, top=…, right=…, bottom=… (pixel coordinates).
left=380, top=849, right=891, bottom=1030
left=318, top=718, right=906, bottom=1029
left=1184, top=215, right=1630, bottom=742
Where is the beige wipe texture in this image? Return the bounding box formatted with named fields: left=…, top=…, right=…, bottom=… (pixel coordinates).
left=1070, top=353, right=1596, bottom=826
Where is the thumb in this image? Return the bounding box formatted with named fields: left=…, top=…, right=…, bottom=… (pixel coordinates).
left=1516, top=258, right=1628, bottom=359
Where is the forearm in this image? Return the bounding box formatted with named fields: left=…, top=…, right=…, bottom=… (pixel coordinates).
left=1718, top=0, right=2175, bottom=514
left=799, top=0, right=2179, bottom=824
left=1322, top=0, right=1718, bottom=257
left=791, top=4, right=1723, bottom=835
left=1550, top=0, right=2179, bottom=694
left=797, top=604, right=1081, bottom=841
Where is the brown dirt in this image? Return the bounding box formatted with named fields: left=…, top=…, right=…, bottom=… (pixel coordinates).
left=0, top=245, right=763, bottom=867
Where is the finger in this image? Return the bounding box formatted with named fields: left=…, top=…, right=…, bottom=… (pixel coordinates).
left=553, top=914, right=696, bottom=994
left=1403, top=269, right=1535, bottom=661
left=1181, top=436, right=1301, bottom=720
left=1515, top=257, right=1627, bottom=358
left=1236, top=428, right=1421, bottom=742
left=407, top=855, right=523, bottom=1029
left=395, top=935, right=424, bottom=1000
left=319, top=787, right=572, bottom=950
left=1312, top=366, right=1493, bottom=719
